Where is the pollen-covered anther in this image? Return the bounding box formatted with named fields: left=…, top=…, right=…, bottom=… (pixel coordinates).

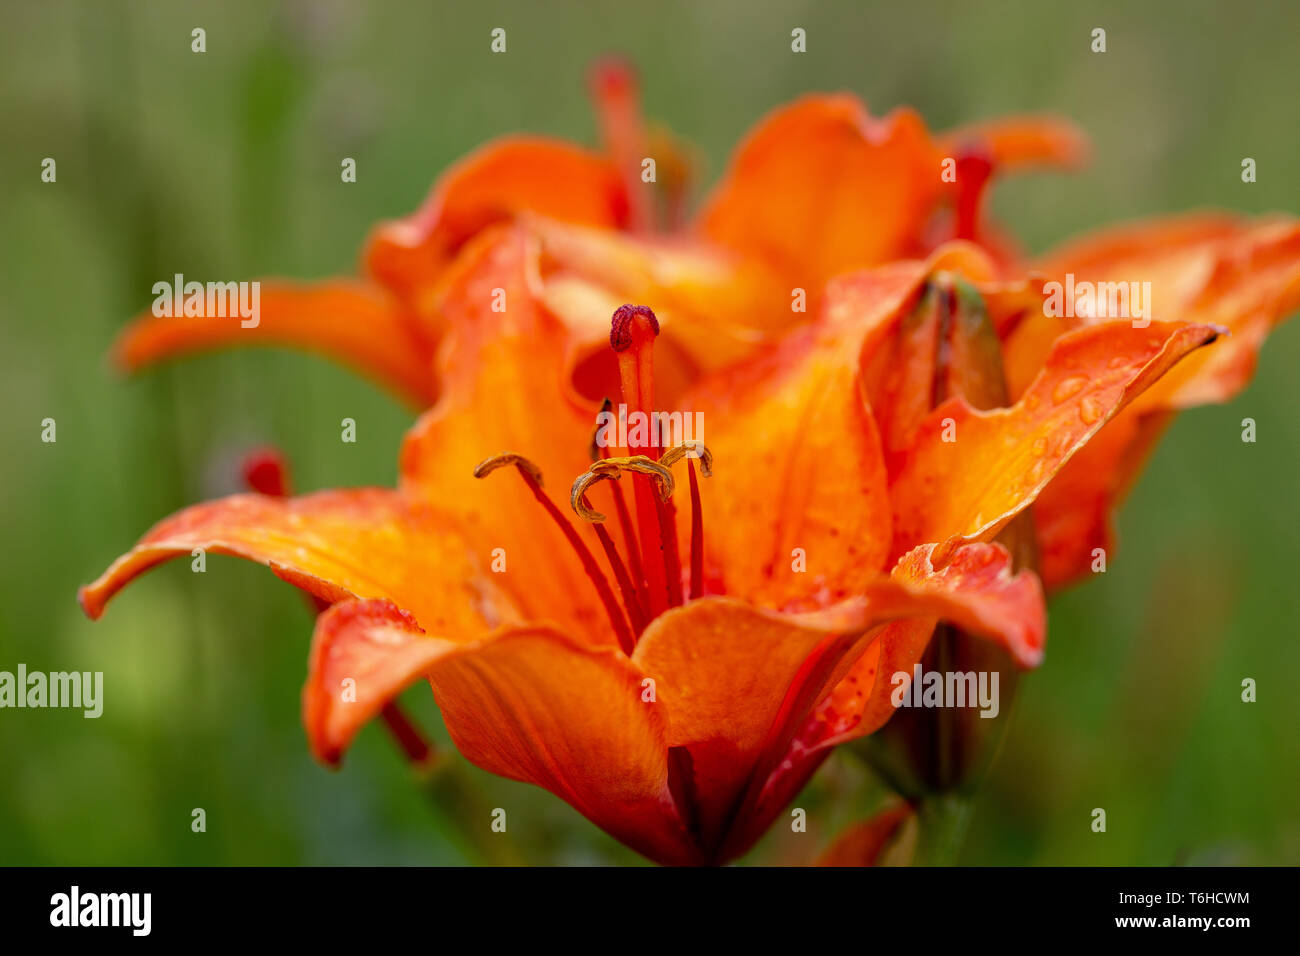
left=660, top=441, right=714, bottom=477
left=570, top=456, right=674, bottom=523
left=472, top=452, right=545, bottom=487
left=609, top=304, right=660, bottom=352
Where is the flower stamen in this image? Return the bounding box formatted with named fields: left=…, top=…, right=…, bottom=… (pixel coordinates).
left=576, top=479, right=650, bottom=636
left=659, top=441, right=713, bottom=601
left=474, top=452, right=635, bottom=654
left=592, top=403, right=649, bottom=616
left=686, top=459, right=705, bottom=600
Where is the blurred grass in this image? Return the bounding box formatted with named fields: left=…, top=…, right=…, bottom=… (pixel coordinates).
left=1, top=0, right=1297, bottom=864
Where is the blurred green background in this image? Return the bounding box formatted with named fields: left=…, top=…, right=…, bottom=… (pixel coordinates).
left=2, top=0, right=1297, bottom=865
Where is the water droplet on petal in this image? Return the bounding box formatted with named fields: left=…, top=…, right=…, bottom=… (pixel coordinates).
left=1052, top=376, right=1087, bottom=403
left=1079, top=395, right=1104, bottom=425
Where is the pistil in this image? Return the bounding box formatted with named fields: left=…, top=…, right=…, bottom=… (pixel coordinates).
left=588, top=58, right=653, bottom=233
left=610, top=305, right=675, bottom=616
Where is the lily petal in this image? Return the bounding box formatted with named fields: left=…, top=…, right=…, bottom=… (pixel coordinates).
left=682, top=265, right=928, bottom=609
left=112, top=281, right=438, bottom=407
left=633, top=597, right=865, bottom=852
left=78, top=489, right=503, bottom=638
left=425, top=620, right=694, bottom=865
left=529, top=216, right=791, bottom=394
left=1010, top=215, right=1300, bottom=591
left=398, top=228, right=617, bottom=645
left=1032, top=213, right=1300, bottom=409
left=890, top=321, right=1222, bottom=555
left=364, top=137, right=627, bottom=303
left=303, top=599, right=447, bottom=765
left=697, top=95, right=941, bottom=296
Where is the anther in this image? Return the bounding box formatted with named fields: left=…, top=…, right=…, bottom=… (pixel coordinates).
left=473, top=452, right=545, bottom=486
left=570, top=456, right=675, bottom=523
left=660, top=441, right=713, bottom=477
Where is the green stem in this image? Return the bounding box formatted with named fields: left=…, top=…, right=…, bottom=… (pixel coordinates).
left=914, top=793, right=974, bottom=866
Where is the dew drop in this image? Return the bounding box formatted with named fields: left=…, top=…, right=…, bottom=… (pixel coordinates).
left=1079, top=395, right=1104, bottom=425
left=1052, top=376, right=1087, bottom=403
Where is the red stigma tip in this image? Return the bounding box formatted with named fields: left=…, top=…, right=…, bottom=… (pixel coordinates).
left=610, top=304, right=660, bottom=352
left=588, top=56, right=637, bottom=99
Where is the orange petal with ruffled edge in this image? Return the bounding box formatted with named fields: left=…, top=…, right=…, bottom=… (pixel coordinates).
left=890, top=321, right=1222, bottom=557
left=696, top=95, right=941, bottom=296
left=78, top=489, right=505, bottom=639
left=424, top=616, right=695, bottom=866
left=803, top=542, right=1046, bottom=747
left=938, top=115, right=1090, bottom=172
left=303, top=598, right=693, bottom=860
left=303, top=599, right=447, bottom=765
left=112, top=280, right=438, bottom=407
left=1035, top=214, right=1300, bottom=410
left=398, top=227, right=617, bottom=645
left=714, top=541, right=1043, bottom=861
left=363, top=137, right=627, bottom=303
left=633, top=541, right=1043, bottom=860
left=1003, top=216, right=1300, bottom=591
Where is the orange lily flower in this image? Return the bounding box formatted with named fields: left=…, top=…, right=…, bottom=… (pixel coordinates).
left=83, top=214, right=1242, bottom=863
left=108, top=62, right=1085, bottom=411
